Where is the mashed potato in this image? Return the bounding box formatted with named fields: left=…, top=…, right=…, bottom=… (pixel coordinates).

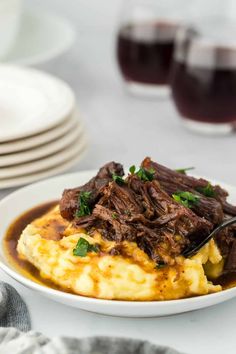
left=17, top=206, right=223, bottom=301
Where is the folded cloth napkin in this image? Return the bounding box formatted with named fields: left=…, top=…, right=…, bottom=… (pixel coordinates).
left=0, top=331, right=184, bottom=354
left=0, top=282, right=185, bottom=354
left=0, top=282, right=31, bottom=332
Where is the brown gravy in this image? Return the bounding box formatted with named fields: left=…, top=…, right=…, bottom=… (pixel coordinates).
left=3, top=201, right=236, bottom=293
left=3, top=200, right=65, bottom=290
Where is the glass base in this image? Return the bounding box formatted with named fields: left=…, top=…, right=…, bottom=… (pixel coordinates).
left=124, top=81, right=170, bottom=99
left=182, top=118, right=234, bottom=135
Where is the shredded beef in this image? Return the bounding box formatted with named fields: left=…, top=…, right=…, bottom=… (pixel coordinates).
left=141, top=157, right=224, bottom=225
left=60, top=161, right=124, bottom=220
left=224, top=239, right=236, bottom=273
left=59, top=158, right=236, bottom=269
left=141, top=157, right=236, bottom=271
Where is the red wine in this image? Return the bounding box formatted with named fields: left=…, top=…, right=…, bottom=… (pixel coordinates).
left=117, top=22, right=179, bottom=85
left=171, top=59, right=236, bottom=124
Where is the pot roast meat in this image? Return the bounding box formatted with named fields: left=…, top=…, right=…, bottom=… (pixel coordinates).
left=141, top=157, right=236, bottom=268
left=73, top=214, right=97, bottom=229
left=215, top=227, right=235, bottom=258
left=146, top=179, right=212, bottom=239
left=93, top=204, right=134, bottom=242
left=59, top=189, right=80, bottom=220
left=96, top=161, right=124, bottom=179
left=60, top=161, right=124, bottom=220
left=76, top=178, right=212, bottom=264
left=59, top=158, right=236, bottom=268
left=224, top=239, right=236, bottom=273
left=99, top=182, right=143, bottom=215
left=222, top=202, right=236, bottom=216
left=141, top=157, right=226, bottom=195
left=141, top=156, right=236, bottom=218
left=141, top=157, right=225, bottom=224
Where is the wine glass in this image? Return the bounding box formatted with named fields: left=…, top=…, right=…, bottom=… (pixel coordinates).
left=116, top=0, right=187, bottom=98
left=171, top=18, right=236, bottom=134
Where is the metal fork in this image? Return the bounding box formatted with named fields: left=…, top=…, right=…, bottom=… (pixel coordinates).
left=182, top=216, right=236, bottom=258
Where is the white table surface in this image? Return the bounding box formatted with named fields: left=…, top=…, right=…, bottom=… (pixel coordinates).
left=1, top=1, right=236, bottom=353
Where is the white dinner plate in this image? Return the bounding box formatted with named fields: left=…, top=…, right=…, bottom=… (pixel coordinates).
left=0, top=172, right=236, bottom=317
left=0, top=65, right=75, bottom=142
left=0, top=141, right=87, bottom=189
left=0, top=123, right=84, bottom=168
left=0, top=132, right=87, bottom=180
left=0, top=113, right=78, bottom=154
left=4, top=10, right=75, bottom=66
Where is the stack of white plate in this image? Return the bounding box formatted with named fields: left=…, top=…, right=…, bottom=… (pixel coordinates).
left=0, top=66, right=87, bottom=189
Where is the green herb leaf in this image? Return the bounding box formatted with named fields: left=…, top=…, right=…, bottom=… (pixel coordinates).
left=172, top=191, right=200, bottom=208
left=156, top=263, right=166, bottom=269
left=129, top=165, right=136, bottom=174
left=129, top=165, right=155, bottom=181
left=73, top=237, right=99, bottom=257
left=112, top=212, right=118, bottom=219
left=175, top=167, right=195, bottom=175
left=73, top=238, right=89, bottom=257
left=112, top=174, right=125, bottom=186
left=136, top=167, right=155, bottom=182
left=196, top=182, right=215, bottom=198
left=75, top=191, right=91, bottom=217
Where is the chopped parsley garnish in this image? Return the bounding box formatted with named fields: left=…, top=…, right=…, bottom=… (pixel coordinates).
left=129, top=165, right=136, bottom=174
left=156, top=263, right=166, bottom=269
left=75, top=191, right=91, bottom=217
left=196, top=182, right=215, bottom=198
left=175, top=167, right=195, bottom=175
left=112, top=212, right=118, bottom=219
left=73, top=237, right=99, bottom=257
left=172, top=191, right=200, bottom=208
left=136, top=167, right=155, bottom=181
left=129, top=165, right=155, bottom=181
left=112, top=174, right=125, bottom=186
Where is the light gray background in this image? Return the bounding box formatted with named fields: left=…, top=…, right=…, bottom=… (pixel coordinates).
left=0, top=1, right=236, bottom=353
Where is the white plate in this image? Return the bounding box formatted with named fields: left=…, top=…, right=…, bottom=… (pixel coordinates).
left=0, top=141, right=87, bottom=189
left=0, top=65, right=75, bottom=142
left=0, top=132, right=87, bottom=179
left=0, top=113, right=78, bottom=154
left=0, top=173, right=236, bottom=317
left=0, top=123, right=84, bottom=168
left=4, top=10, right=75, bottom=66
